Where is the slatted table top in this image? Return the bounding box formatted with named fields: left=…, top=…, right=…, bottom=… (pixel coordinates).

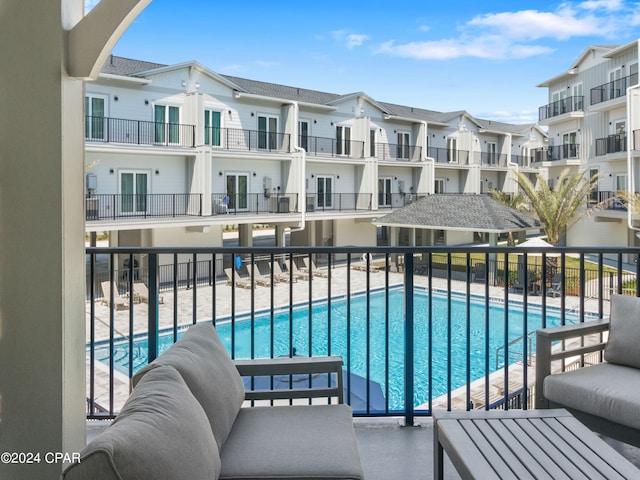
left=433, top=409, right=640, bottom=480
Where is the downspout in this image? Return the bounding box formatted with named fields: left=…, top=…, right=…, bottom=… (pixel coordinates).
left=286, top=101, right=306, bottom=233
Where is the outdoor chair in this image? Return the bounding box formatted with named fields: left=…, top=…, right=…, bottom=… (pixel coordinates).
left=271, top=261, right=297, bottom=283
left=248, top=263, right=272, bottom=287
left=288, top=259, right=310, bottom=280
left=100, top=281, right=130, bottom=310
left=133, top=282, right=164, bottom=304
left=473, top=263, right=486, bottom=283
left=224, top=268, right=254, bottom=289
left=547, top=273, right=563, bottom=298
left=301, top=256, right=329, bottom=278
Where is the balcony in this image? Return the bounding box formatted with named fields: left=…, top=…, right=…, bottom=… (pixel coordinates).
left=85, top=193, right=203, bottom=221
left=301, top=135, right=365, bottom=158
left=480, top=152, right=508, bottom=167
left=375, top=143, right=422, bottom=161
left=85, top=116, right=196, bottom=147
left=592, top=191, right=627, bottom=211
left=207, top=127, right=290, bottom=153
left=211, top=193, right=299, bottom=215
left=591, top=73, right=638, bottom=105
left=532, top=144, right=580, bottom=162
left=85, top=245, right=640, bottom=421
left=305, top=193, right=372, bottom=212
left=426, top=146, right=470, bottom=164
left=511, top=153, right=534, bottom=167
left=595, top=134, right=627, bottom=156
left=538, top=96, right=584, bottom=122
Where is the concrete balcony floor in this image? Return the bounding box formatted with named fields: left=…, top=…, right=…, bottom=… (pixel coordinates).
left=87, top=417, right=640, bottom=479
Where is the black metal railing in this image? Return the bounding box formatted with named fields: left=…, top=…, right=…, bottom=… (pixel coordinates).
left=538, top=96, right=584, bottom=121
left=510, top=154, right=534, bottom=167
left=85, top=194, right=202, bottom=221
left=305, top=193, right=372, bottom=212
left=211, top=193, right=299, bottom=215
left=85, top=245, right=640, bottom=424
left=426, top=146, right=470, bottom=164
left=590, top=73, right=638, bottom=105
left=302, top=136, right=365, bottom=158
left=376, top=143, right=422, bottom=161
left=480, top=152, right=508, bottom=167
left=531, top=144, right=580, bottom=162
left=595, top=134, right=626, bottom=156
left=377, top=193, right=424, bottom=209
left=85, top=116, right=196, bottom=147
left=207, top=127, right=291, bottom=153
left=590, top=191, right=627, bottom=211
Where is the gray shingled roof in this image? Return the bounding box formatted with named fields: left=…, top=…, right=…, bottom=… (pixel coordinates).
left=100, top=55, right=167, bottom=76
left=375, top=195, right=540, bottom=233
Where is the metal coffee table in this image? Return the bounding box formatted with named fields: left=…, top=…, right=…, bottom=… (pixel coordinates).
left=433, top=409, right=640, bottom=479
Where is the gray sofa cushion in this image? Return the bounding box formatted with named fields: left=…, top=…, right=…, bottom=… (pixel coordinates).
left=133, top=322, right=244, bottom=449
left=543, top=362, right=640, bottom=430
left=605, top=294, right=640, bottom=368
left=219, top=404, right=364, bottom=480
left=61, top=365, right=220, bottom=480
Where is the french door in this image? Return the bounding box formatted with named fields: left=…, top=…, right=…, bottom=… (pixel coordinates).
left=120, top=171, right=148, bottom=214
left=226, top=173, right=249, bottom=211
left=317, top=176, right=333, bottom=209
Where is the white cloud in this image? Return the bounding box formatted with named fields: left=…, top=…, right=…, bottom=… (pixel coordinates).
left=255, top=60, right=280, bottom=68
left=330, top=30, right=370, bottom=49
left=579, top=0, right=624, bottom=11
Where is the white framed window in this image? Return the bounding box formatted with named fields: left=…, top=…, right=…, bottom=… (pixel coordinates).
left=434, top=178, right=445, bottom=194
left=487, top=142, right=497, bottom=165
left=85, top=94, right=107, bottom=140
left=397, top=132, right=410, bottom=159
left=336, top=125, right=351, bottom=156
left=154, top=104, right=180, bottom=144
left=316, top=176, right=333, bottom=209
left=204, top=109, right=221, bottom=146
left=378, top=177, right=392, bottom=207
left=616, top=174, right=628, bottom=192
left=572, top=83, right=583, bottom=110
left=298, top=120, right=309, bottom=151
left=258, top=115, right=278, bottom=150
left=562, top=131, right=578, bottom=159
left=447, top=137, right=458, bottom=163
left=119, top=170, right=149, bottom=214
left=370, top=129, right=376, bottom=157
left=226, top=172, right=249, bottom=211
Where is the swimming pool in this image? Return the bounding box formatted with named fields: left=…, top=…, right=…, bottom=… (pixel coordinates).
left=93, top=287, right=594, bottom=411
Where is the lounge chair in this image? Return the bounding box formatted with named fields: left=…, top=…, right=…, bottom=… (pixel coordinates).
left=133, top=282, right=164, bottom=304
left=473, top=263, right=486, bottom=283
left=270, top=261, right=297, bottom=283
left=100, top=281, right=129, bottom=310
left=547, top=273, right=562, bottom=298
left=351, top=253, right=380, bottom=273
left=248, top=263, right=272, bottom=287
left=301, top=256, right=329, bottom=278
left=224, top=268, right=254, bottom=289
left=288, top=259, right=310, bottom=280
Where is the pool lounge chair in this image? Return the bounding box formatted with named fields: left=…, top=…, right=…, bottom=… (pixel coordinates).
left=351, top=254, right=380, bottom=273
left=100, top=281, right=130, bottom=310
left=133, top=282, right=164, bottom=304
left=270, top=261, right=297, bottom=283
left=288, top=259, right=310, bottom=280
left=547, top=273, right=563, bottom=298
left=248, top=263, right=273, bottom=287
left=224, top=268, right=254, bottom=289
left=301, top=256, right=329, bottom=278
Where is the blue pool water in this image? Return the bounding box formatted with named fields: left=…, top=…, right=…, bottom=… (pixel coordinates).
left=94, top=287, right=594, bottom=411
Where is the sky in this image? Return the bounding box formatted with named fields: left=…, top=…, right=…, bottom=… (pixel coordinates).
left=87, top=0, right=640, bottom=124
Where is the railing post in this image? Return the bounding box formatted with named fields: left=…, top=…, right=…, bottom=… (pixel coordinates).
left=148, top=253, right=159, bottom=363
left=404, top=252, right=414, bottom=426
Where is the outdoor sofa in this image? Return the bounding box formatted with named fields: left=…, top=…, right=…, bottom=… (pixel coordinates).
left=535, top=294, right=640, bottom=446
left=61, top=322, right=364, bottom=479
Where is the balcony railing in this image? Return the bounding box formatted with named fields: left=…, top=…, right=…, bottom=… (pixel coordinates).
left=377, top=193, right=425, bottom=209
left=305, top=193, right=372, bottom=212
left=301, top=136, right=365, bottom=158
left=531, top=144, right=580, bottom=162
left=538, top=96, right=584, bottom=121
left=480, top=152, right=508, bottom=167
left=426, top=146, right=470, bottom=164
left=85, top=116, right=196, bottom=147
left=595, top=134, right=626, bottom=156
left=375, top=143, right=422, bottom=161
left=591, top=191, right=627, bottom=211
left=86, top=245, right=640, bottom=423
left=590, top=73, right=638, bottom=105
left=207, top=127, right=290, bottom=153
left=211, top=193, right=299, bottom=215
left=85, top=194, right=202, bottom=221
left=510, top=154, right=534, bottom=167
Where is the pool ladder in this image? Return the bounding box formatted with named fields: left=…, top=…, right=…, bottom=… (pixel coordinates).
left=495, top=332, right=535, bottom=369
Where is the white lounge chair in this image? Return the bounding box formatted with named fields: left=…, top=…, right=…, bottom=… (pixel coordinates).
left=224, top=268, right=254, bottom=289
left=100, top=281, right=129, bottom=310
left=271, top=261, right=297, bottom=283
left=133, top=282, right=164, bottom=304
left=301, top=256, right=329, bottom=278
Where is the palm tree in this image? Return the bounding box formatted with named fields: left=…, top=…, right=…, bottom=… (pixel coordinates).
left=488, top=190, right=529, bottom=246
left=513, top=167, right=599, bottom=246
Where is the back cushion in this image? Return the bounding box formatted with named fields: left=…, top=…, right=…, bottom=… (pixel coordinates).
left=133, top=322, right=245, bottom=449
left=604, top=294, right=640, bottom=368
left=61, top=366, right=220, bottom=480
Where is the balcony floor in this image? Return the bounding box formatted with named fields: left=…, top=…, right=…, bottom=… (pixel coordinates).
left=87, top=417, right=640, bottom=479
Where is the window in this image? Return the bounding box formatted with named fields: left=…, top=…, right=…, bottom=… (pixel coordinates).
left=226, top=173, right=249, bottom=211
left=85, top=95, right=106, bottom=140
left=616, top=174, right=628, bottom=192
left=551, top=90, right=567, bottom=115
left=397, top=132, right=410, bottom=159
left=370, top=129, right=376, bottom=157
left=378, top=177, right=392, bottom=207
left=572, top=83, right=583, bottom=110
left=336, top=126, right=351, bottom=156
left=316, top=176, right=333, bottom=209
left=258, top=115, right=278, bottom=150
left=154, top=105, right=180, bottom=144
left=447, top=137, right=458, bottom=163
left=120, top=171, right=148, bottom=214
left=204, top=110, right=221, bottom=146
left=299, top=120, right=309, bottom=151
left=487, top=142, right=497, bottom=165
left=589, top=168, right=599, bottom=203
left=434, top=178, right=445, bottom=194
left=562, top=131, right=578, bottom=159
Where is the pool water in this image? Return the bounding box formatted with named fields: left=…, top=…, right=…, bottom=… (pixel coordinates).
left=93, top=287, right=590, bottom=411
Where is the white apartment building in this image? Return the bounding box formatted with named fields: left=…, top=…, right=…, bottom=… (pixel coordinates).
left=85, top=55, right=547, bottom=262
left=537, top=40, right=640, bottom=258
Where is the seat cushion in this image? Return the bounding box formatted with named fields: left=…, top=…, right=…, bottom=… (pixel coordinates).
left=133, top=322, right=244, bottom=449
left=219, top=404, right=364, bottom=480
left=605, top=294, right=640, bottom=368
left=543, top=362, right=640, bottom=430
left=61, top=365, right=220, bottom=480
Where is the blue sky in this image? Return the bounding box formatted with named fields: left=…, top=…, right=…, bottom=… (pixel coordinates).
left=87, top=0, right=640, bottom=124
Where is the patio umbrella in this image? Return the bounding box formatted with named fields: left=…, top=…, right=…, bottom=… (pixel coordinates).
left=242, top=368, right=386, bottom=412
